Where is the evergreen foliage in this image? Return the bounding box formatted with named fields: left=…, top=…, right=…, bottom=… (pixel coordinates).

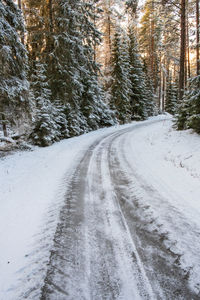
left=46, top=0, right=114, bottom=136
left=165, top=77, right=178, bottom=115
left=128, top=29, right=150, bottom=120
left=141, top=58, right=157, bottom=117
left=175, top=76, right=200, bottom=133
left=110, top=30, right=132, bottom=124
left=23, top=0, right=49, bottom=64
left=30, top=63, right=68, bottom=146
left=0, top=0, right=29, bottom=133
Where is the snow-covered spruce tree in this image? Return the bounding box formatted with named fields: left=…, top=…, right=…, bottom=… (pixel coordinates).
left=81, top=72, right=116, bottom=129
left=0, top=0, right=29, bottom=136
left=23, top=0, right=49, bottom=65
left=46, top=0, right=115, bottom=136
left=142, top=59, right=157, bottom=116
left=46, top=0, right=88, bottom=136
left=110, top=30, right=132, bottom=124
left=165, top=77, right=178, bottom=115
left=175, top=75, right=200, bottom=133
left=174, top=97, right=190, bottom=131
left=128, top=28, right=149, bottom=120
left=30, top=63, right=68, bottom=146
left=186, top=76, right=200, bottom=133
left=78, top=0, right=116, bottom=129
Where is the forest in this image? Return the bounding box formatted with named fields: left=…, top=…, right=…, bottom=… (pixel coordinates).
left=1, top=1, right=200, bottom=298
left=0, top=0, right=199, bottom=147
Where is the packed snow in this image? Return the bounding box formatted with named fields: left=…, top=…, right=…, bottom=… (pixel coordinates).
left=0, top=122, right=136, bottom=299
left=116, top=117, right=200, bottom=294
left=0, top=115, right=200, bottom=299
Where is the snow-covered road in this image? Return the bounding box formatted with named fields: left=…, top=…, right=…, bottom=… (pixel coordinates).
left=1, top=116, right=200, bottom=299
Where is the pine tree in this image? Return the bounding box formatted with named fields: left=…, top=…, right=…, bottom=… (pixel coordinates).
left=165, top=77, right=178, bottom=115
left=79, top=0, right=115, bottom=130
left=0, top=0, right=29, bottom=136
left=128, top=29, right=149, bottom=120
left=186, top=76, right=200, bottom=133
left=47, top=0, right=114, bottom=135
left=139, top=0, right=160, bottom=92
left=110, top=30, right=132, bottom=124
left=142, top=59, right=157, bottom=116
left=179, top=0, right=186, bottom=100
left=30, top=63, right=68, bottom=146
left=174, top=99, right=189, bottom=131
left=178, top=76, right=200, bottom=133
left=174, top=76, right=200, bottom=132
left=23, top=0, right=49, bottom=65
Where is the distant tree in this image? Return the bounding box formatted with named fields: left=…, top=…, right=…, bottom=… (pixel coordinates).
left=22, top=0, right=50, bottom=67
left=179, top=0, right=186, bottom=100
left=110, top=30, right=132, bottom=124
left=142, top=59, right=157, bottom=116
left=165, top=77, right=178, bottom=115
left=128, top=28, right=150, bottom=120
left=139, top=0, right=160, bottom=92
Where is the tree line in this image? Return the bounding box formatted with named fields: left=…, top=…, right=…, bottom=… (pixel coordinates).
left=137, top=0, right=199, bottom=132
left=0, top=0, right=199, bottom=148
left=0, top=0, right=157, bottom=146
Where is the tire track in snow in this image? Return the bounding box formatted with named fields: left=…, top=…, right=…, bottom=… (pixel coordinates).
left=39, top=125, right=156, bottom=299
left=39, top=119, right=197, bottom=299
left=109, top=126, right=200, bottom=299
left=84, top=132, right=154, bottom=299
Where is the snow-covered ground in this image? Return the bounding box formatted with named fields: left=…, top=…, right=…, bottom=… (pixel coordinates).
left=116, top=117, right=200, bottom=294
left=0, top=122, right=137, bottom=299
left=0, top=115, right=200, bottom=299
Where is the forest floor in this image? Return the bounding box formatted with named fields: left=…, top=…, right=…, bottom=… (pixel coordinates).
left=0, top=115, right=200, bottom=299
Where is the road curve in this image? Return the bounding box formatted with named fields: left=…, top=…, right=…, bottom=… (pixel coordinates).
left=40, top=121, right=198, bottom=300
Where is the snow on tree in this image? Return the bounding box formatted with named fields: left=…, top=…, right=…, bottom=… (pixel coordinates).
left=110, top=30, right=132, bottom=124
left=0, top=0, right=30, bottom=136
left=186, top=76, right=200, bottom=133
left=30, top=63, right=68, bottom=146
left=175, top=75, right=200, bottom=133
left=45, top=0, right=115, bottom=136
left=128, top=28, right=149, bottom=120
left=165, top=77, right=178, bottom=115
left=79, top=0, right=116, bottom=129
left=142, top=59, right=157, bottom=116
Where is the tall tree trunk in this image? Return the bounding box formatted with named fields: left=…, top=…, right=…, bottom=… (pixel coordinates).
left=93, top=3, right=97, bottom=62
left=104, top=0, right=112, bottom=87
left=49, top=0, right=53, bottom=34
left=106, top=14, right=112, bottom=68
left=150, top=0, right=156, bottom=91
left=158, top=54, right=162, bottom=111
left=196, top=0, right=200, bottom=75
left=162, top=63, right=165, bottom=112
left=18, top=0, right=21, bottom=9
left=18, top=0, right=25, bottom=44
left=179, top=0, right=186, bottom=100
left=186, top=7, right=191, bottom=79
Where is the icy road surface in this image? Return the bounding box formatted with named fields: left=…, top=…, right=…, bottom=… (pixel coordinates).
left=1, top=116, right=200, bottom=299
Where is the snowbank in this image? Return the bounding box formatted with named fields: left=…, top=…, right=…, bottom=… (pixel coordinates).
left=121, top=117, right=200, bottom=294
